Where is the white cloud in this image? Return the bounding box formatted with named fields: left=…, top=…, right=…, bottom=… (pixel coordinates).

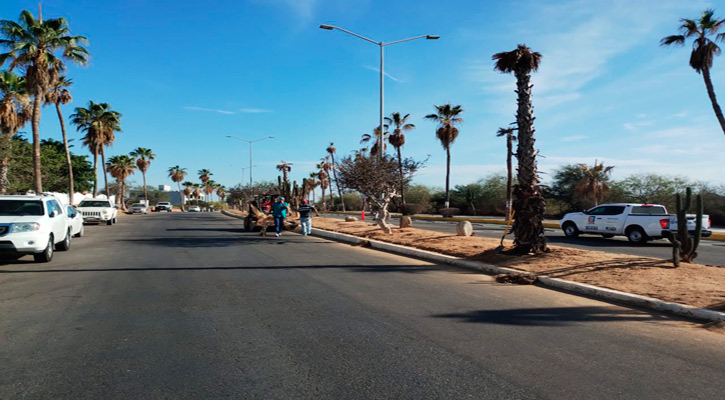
left=364, top=66, right=403, bottom=83
left=184, top=106, right=235, bottom=115
left=560, top=135, right=588, bottom=142
left=623, top=120, right=654, bottom=131
left=239, top=108, right=273, bottom=114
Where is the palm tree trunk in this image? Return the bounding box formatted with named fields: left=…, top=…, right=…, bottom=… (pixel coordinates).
left=444, top=147, right=451, bottom=209
left=702, top=67, right=725, bottom=135
left=512, top=67, right=547, bottom=254
left=0, top=133, right=11, bottom=194
left=100, top=147, right=109, bottom=197
left=31, top=93, right=43, bottom=193
left=177, top=181, right=184, bottom=211
left=397, top=147, right=405, bottom=207
left=321, top=185, right=326, bottom=211
left=328, top=175, right=334, bottom=210
left=56, top=103, right=75, bottom=204
left=142, top=171, right=148, bottom=205
left=330, top=154, right=345, bottom=211
left=505, top=133, right=513, bottom=220
left=92, top=152, right=98, bottom=197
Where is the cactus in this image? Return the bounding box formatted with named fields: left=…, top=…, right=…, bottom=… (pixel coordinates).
left=667, top=187, right=703, bottom=266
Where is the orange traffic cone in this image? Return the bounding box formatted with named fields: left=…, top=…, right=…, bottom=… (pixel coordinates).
left=361, top=210, right=365, bottom=220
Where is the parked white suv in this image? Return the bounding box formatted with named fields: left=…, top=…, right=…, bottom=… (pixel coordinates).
left=0, top=195, right=72, bottom=262
left=77, top=198, right=118, bottom=225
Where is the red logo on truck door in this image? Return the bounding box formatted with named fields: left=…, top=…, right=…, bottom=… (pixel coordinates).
left=588, top=216, right=596, bottom=223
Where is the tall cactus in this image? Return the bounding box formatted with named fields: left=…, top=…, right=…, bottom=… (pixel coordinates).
left=667, top=187, right=703, bottom=267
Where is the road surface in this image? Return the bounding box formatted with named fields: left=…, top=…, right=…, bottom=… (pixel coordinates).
left=325, top=214, right=725, bottom=266
left=1, top=212, right=723, bottom=399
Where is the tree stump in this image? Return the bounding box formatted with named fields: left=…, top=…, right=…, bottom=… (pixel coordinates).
left=456, top=221, right=473, bottom=236
left=345, top=216, right=358, bottom=222
left=400, top=216, right=412, bottom=228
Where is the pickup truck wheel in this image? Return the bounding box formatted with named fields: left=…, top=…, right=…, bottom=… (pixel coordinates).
left=562, top=222, right=580, bottom=238
left=57, top=229, right=71, bottom=251
left=34, top=235, right=54, bottom=263
left=627, top=227, right=648, bottom=244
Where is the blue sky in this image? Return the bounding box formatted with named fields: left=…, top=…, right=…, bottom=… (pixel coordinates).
left=2, top=0, right=725, bottom=191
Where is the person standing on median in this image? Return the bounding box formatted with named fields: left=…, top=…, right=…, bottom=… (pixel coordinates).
left=271, top=196, right=291, bottom=237
left=298, top=199, right=320, bottom=236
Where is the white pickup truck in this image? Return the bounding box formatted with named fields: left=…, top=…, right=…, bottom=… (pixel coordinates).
left=560, top=203, right=711, bottom=244
left=77, top=198, right=118, bottom=225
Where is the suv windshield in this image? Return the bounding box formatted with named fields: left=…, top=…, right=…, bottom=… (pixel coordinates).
left=0, top=200, right=44, bottom=216
left=79, top=201, right=111, bottom=207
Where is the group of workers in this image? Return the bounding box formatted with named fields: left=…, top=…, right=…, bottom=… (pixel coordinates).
left=260, top=196, right=320, bottom=237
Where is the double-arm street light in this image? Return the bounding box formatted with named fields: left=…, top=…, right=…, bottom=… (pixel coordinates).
left=225, top=135, right=274, bottom=190
left=319, top=24, right=439, bottom=160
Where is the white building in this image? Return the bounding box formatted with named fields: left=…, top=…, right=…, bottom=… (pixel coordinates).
left=158, top=185, right=171, bottom=192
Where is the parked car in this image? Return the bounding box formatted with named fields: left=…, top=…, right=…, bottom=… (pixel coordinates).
left=66, top=205, right=84, bottom=237
left=0, top=194, right=72, bottom=262
left=188, top=205, right=201, bottom=212
left=154, top=202, right=172, bottom=212
left=77, top=198, right=118, bottom=225
left=129, top=203, right=149, bottom=214
left=560, top=203, right=711, bottom=244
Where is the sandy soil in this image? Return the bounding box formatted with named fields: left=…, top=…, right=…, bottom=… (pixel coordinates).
left=306, top=217, right=725, bottom=311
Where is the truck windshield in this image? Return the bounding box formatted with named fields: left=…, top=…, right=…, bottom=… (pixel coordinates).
left=631, top=206, right=666, bottom=215
left=0, top=200, right=44, bottom=216
left=79, top=201, right=111, bottom=207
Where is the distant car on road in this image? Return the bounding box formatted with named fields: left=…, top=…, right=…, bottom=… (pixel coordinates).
left=154, top=202, right=172, bottom=212
left=0, top=194, right=72, bottom=262
left=188, top=205, right=201, bottom=212
left=560, top=203, right=711, bottom=244
left=77, top=199, right=118, bottom=225
left=66, top=205, right=84, bottom=237
left=129, top=203, right=149, bottom=214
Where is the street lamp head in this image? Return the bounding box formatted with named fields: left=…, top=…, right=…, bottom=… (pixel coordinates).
left=426, top=35, right=440, bottom=40
left=319, top=24, right=335, bottom=30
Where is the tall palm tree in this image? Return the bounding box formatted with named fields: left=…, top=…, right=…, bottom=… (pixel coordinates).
left=576, top=161, right=614, bottom=207
left=385, top=113, right=416, bottom=206
left=198, top=169, right=212, bottom=201
left=0, top=70, right=31, bottom=193
left=307, top=172, right=320, bottom=203
left=0, top=9, right=89, bottom=192
left=70, top=101, right=122, bottom=197
left=106, top=154, right=135, bottom=210
left=168, top=165, right=188, bottom=210
left=130, top=147, right=155, bottom=205
left=661, top=9, right=725, bottom=135
left=203, top=179, right=216, bottom=203
left=45, top=75, right=75, bottom=202
left=360, top=125, right=389, bottom=156
left=182, top=180, right=194, bottom=207
left=216, top=185, right=227, bottom=203
left=192, top=184, right=202, bottom=206
left=496, top=126, right=518, bottom=220
left=425, top=103, right=464, bottom=209
left=318, top=156, right=334, bottom=210
left=326, top=142, right=346, bottom=211
left=493, top=44, right=546, bottom=254
left=275, top=160, right=293, bottom=186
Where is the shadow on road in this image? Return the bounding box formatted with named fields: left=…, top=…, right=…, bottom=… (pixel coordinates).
left=118, top=236, right=334, bottom=248
left=537, top=257, right=671, bottom=278
left=432, top=306, right=669, bottom=326
left=165, top=228, right=247, bottom=233
left=0, top=264, right=454, bottom=274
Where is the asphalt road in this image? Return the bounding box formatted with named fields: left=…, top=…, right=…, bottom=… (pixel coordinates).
left=325, top=214, right=725, bottom=266
left=1, top=213, right=723, bottom=399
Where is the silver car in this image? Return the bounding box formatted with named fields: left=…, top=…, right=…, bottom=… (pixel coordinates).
left=129, top=203, right=149, bottom=214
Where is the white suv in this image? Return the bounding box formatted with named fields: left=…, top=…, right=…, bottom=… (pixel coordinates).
left=0, top=195, right=72, bottom=262
left=77, top=198, right=118, bottom=225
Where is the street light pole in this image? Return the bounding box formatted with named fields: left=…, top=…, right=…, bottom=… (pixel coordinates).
left=225, top=135, right=274, bottom=195
left=319, top=24, right=439, bottom=160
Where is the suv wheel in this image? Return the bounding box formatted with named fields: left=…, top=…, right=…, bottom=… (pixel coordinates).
left=107, top=219, right=113, bottom=225
left=562, top=222, right=580, bottom=238
left=627, top=227, right=648, bottom=245
left=34, top=236, right=54, bottom=263
left=56, top=229, right=72, bottom=251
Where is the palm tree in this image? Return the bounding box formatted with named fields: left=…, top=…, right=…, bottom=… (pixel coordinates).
left=106, top=155, right=135, bottom=210
left=307, top=172, right=320, bottom=203
left=493, top=44, right=546, bottom=254
left=661, top=9, right=725, bottom=135
left=325, top=142, right=346, bottom=211
left=496, top=126, right=518, bottom=220
left=203, top=179, right=216, bottom=203
left=168, top=166, right=188, bottom=210
left=276, top=160, right=293, bottom=188
left=0, top=70, right=31, bottom=193
left=70, top=101, right=122, bottom=197
left=0, top=9, right=89, bottom=192
left=198, top=169, right=212, bottom=201
left=182, top=180, right=194, bottom=207
left=385, top=113, right=416, bottom=206
left=192, top=184, right=202, bottom=206
left=318, top=157, right=334, bottom=210
left=45, top=76, right=75, bottom=202
left=130, top=147, right=155, bottom=205
left=425, top=103, right=464, bottom=209
left=216, top=185, right=227, bottom=203
left=360, top=125, right=389, bottom=156
left=575, top=161, right=614, bottom=207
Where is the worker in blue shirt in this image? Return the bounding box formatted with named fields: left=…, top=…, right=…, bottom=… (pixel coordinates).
left=270, top=196, right=291, bottom=237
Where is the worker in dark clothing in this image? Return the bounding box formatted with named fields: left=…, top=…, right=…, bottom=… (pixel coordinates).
left=297, top=199, right=320, bottom=235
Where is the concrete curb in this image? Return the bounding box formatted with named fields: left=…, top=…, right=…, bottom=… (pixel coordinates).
left=325, top=212, right=724, bottom=240
left=310, top=228, right=725, bottom=323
